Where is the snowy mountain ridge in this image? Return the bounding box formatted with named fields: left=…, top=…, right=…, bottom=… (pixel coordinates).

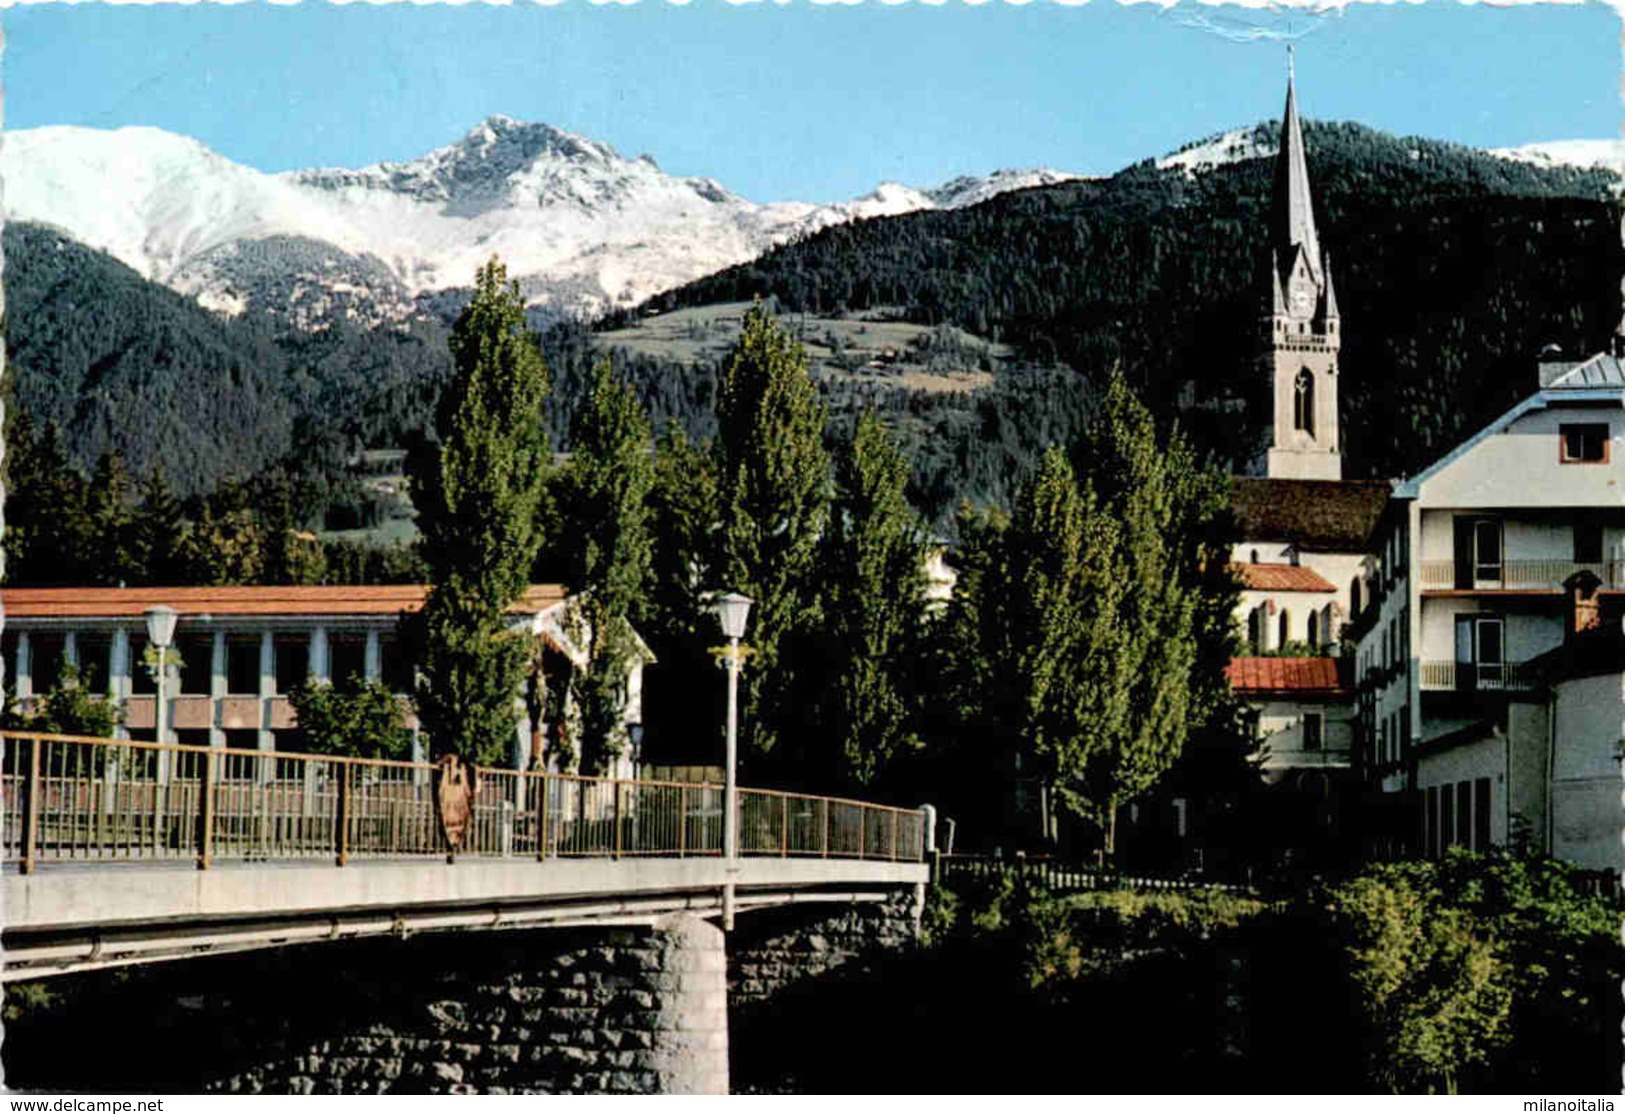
left=0, top=117, right=1078, bottom=325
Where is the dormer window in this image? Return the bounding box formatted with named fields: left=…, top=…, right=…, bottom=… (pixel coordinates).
left=1559, top=423, right=1608, bottom=464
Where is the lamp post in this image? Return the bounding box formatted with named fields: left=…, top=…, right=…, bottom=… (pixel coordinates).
left=713, top=591, right=752, bottom=931
left=144, top=604, right=178, bottom=749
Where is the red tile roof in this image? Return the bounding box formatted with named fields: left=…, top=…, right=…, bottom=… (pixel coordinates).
left=1231, top=563, right=1336, bottom=593
left=1225, top=655, right=1352, bottom=697
left=0, top=585, right=568, bottom=620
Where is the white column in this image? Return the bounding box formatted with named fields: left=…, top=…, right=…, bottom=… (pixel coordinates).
left=258, top=631, right=276, bottom=755
left=210, top=629, right=227, bottom=747
left=364, top=630, right=381, bottom=683
left=110, top=629, right=131, bottom=741
left=63, top=631, right=78, bottom=675
left=310, top=626, right=330, bottom=684
left=16, top=632, right=31, bottom=700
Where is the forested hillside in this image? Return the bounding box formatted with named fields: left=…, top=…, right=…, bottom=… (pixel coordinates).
left=5, top=119, right=1620, bottom=539
left=632, top=121, right=1624, bottom=480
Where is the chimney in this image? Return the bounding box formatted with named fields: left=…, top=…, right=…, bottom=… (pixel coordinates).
left=1563, top=569, right=1604, bottom=642
left=1538, top=343, right=1578, bottom=388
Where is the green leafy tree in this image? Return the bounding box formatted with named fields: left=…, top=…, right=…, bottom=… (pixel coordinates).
left=713, top=302, right=830, bottom=765
left=556, top=358, right=655, bottom=774
left=1063, top=371, right=1236, bottom=855
left=3, top=663, right=120, bottom=738
left=287, top=678, right=412, bottom=760
left=1004, top=447, right=1123, bottom=845
left=817, top=410, right=928, bottom=788
left=410, top=259, right=551, bottom=765
left=638, top=425, right=723, bottom=763
left=1327, top=860, right=1512, bottom=1093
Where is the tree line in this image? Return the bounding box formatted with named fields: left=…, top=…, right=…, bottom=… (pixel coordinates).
left=410, top=262, right=1241, bottom=858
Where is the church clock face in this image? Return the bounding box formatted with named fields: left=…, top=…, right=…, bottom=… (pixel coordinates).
left=1288, top=273, right=1316, bottom=318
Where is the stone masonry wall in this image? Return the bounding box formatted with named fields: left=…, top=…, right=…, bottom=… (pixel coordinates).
left=4, top=914, right=728, bottom=1095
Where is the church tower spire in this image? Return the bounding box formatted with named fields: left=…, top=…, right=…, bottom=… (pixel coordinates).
left=1255, top=53, right=1343, bottom=482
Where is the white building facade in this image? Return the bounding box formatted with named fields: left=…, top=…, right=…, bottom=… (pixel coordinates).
left=1, top=585, right=649, bottom=779
left=1352, top=351, right=1625, bottom=867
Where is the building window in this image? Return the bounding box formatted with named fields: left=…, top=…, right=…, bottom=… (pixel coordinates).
left=227, top=635, right=261, bottom=695
left=274, top=636, right=309, bottom=694
left=1454, top=615, right=1505, bottom=690
left=1559, top=422, right=1609, bottom=464
left=1350, top=578, right=1362, bottom=617
left=76, top=634, right=111, bottom=695
left=379, top=635, right=414, bottom=694
left=1307, top=611, right=1320, bottom=648
left=1439, top=787, right=1455, bottom=852
left=179, top=634, right=213, bottom=695
left=1574, top=521, right=1604, bottom=565
left=1293, top=369, right=1315, bottom=436
left=1455, top=781, right=1472, bottom=847
left=1303, top=712, right=1324, bottom=751
left=129, top=634, right=156, bottom=695
left=30, top=634, right=65, bottom=692
left=329, top=635, right=367, bottom=689
left=1278, top=610, right=1291, bottom=648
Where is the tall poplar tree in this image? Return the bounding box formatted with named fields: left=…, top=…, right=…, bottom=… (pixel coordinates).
left=411, top=259, right=551, bottom=766
left=557, top=357, right=655, bottom=775
left=818, top=410, right=927, bottom=789
left=1065, top=370, right=1236, bottom=855
left=713, top=303, right=829, bottom=763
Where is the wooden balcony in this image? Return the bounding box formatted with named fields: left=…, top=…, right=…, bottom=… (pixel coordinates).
left=1419, top=660, right=1540, bottom=693
left=1420, top=559, right=1625, bottom=593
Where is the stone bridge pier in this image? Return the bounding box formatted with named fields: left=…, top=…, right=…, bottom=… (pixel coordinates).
left=1, top=896, right=921, bottom=1095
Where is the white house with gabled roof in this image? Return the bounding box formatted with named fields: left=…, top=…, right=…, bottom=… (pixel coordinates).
left=1353, top=348, right=1625, bottom=864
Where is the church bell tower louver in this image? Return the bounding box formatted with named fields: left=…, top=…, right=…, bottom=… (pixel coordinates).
left=1257, top=53, right=1343, bottom=481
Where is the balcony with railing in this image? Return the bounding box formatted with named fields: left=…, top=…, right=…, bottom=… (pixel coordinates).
left=1420, top=559, right=1625, bottom=593
left=1418, top=660, right=1540, bottom=693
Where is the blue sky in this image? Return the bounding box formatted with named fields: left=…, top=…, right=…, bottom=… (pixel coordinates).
left=4, top=1, right=1619, bottom=202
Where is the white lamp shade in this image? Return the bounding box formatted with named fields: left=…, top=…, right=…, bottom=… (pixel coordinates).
left=144, top=604, right=179, bottom=647
left=714, top=592, right=753, bottom=641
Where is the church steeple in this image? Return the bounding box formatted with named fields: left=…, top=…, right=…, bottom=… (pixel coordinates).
left=1272, top=48, right=1322, bottom=287
left=1254, top=53, right=1343, bottom=483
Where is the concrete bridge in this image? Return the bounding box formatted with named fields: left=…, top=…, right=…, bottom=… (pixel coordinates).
left=1, top=731, right=931, bottom=1093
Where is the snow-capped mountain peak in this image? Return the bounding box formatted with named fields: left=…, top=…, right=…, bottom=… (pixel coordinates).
left=1, top=118, right=1081, bottom=324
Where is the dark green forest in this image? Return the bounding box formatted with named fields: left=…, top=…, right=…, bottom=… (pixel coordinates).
left=4, top=118, right=1621, bottom=563
left=630, top=120, right=1624, bottom=481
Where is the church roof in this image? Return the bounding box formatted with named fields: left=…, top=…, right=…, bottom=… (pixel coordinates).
left=1231, top=477, right=1391, bottom=552
left=1231, top=563, right=1337, bottom=593
left=1272, top=63, right=1322, bottom=285
left=1226, top=655, right=1351, bottom=698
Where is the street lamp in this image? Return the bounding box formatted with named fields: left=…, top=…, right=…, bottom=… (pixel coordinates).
left=713, top=591, right=752, bottom=930
left=143, top=605, right=178, bottom=748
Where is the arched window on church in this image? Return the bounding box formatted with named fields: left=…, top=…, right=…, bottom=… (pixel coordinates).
left=1294, top=370, right=1315, bottom=437
left=1278, top=609, right=1291, bottom=648
left=1247, top=608, right=1263, bottom=654
left=1307, top=611, right=1320, bottom=648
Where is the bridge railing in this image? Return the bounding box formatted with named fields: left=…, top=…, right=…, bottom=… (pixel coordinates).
left=1, top=731, right=926, bottom=871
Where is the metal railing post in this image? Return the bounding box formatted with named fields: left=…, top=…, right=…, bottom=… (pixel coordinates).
left=613, top=780, right=624, bottom=860
left=821, top=798, right=829, bottom=858
left=781, top=794, right=789, bottom=857
left=858, top=805, right=867, bottom=860
left=197, top=747, right=216, bottom=870
left=542, top=776, right=555, bottom=863
left=891, top=810, right=899, bottom=862
left=677, top=785, right=687, bottom=859
left=22, top=737, right=41, bottom=875
left=336, top=761, right=351, bottom=867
